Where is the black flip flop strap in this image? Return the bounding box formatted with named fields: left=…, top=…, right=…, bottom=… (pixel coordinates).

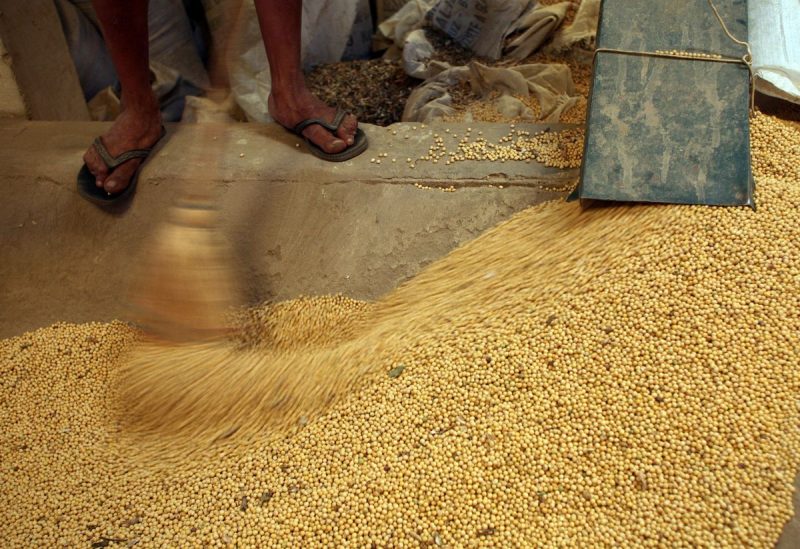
left=93, top=136, right=156, bottom=170
left=292, top=108, right=347, bottom=135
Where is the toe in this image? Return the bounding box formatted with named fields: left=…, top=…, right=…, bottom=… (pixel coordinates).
left=303, top=125, right=347, bottom=154
left=103, top=160, right=140, bottom=194
left=336, top=114, right=358, bottom=146
left=83, top=147, right=109, bottom=187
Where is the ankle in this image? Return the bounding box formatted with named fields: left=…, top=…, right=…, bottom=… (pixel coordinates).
left=270, top=75, right=310, bottom=105
left=120, top=92, right=161, bottom=119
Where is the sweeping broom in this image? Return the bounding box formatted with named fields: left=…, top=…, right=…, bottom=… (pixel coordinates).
left=119, top=185, right=287, bottom=450
left=118, top=171, right=390, bottom=449
left=116, top=127, right=374, bottom=447
left=119, top=197, right=379, bottom=448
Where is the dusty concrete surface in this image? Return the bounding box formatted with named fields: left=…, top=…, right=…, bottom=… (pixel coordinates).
left=0, top=120, right=573, bottom=339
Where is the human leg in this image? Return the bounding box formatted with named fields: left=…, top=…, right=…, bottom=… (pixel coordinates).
left=83, top=0, right=163, bottom=194
left=253, top=0, right=358, bottom=154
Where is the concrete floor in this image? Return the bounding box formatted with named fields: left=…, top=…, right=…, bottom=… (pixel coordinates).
left=0, top=120, right=574, bottom=339
left=0, top=120, right=796, bottom=545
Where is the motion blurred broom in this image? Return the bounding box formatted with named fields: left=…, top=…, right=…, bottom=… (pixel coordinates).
left=119, top=188, right=375, bottom=448
left=118, top=170, right=381, bottom=449
left=116, top=112, right=371, bottom=447
left=126, top=190, right=240, bottom=344
left=118, top=150, right=263, bottom=448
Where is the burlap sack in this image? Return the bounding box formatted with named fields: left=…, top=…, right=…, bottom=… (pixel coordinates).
left=504, top=1, right=573, bottom=60
left=544, top=0, right=600, bottom=53
left=403, top=61, right=579, bottom=123
left=750, top=0, right=800, bottom=104
left=376, top=0, right=435, bottom=50
left=402, top=29, right=452, bottom=79
left=402, top=65, right=471, bottom=122
left=426, top=0, right=528, bottom=60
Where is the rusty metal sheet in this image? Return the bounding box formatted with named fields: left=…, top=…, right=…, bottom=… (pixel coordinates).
left=572, top=0, right=754, bottom=207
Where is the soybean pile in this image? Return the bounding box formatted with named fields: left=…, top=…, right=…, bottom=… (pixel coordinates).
left=1, top=110, right=799, bottom=547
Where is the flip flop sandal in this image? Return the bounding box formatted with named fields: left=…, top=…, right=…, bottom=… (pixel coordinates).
left=292, top=109, right=368, bottom=162
left=77, top=126, right=167, bottom=206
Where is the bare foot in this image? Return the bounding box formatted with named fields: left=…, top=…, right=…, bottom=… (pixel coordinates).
left=83, top=106, right=163, bottom=194
left=268, top=86, right=358, bottom=154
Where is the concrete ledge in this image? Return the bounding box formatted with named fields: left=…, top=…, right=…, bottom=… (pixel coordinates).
left=0, top=120, right=579, bottom=185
